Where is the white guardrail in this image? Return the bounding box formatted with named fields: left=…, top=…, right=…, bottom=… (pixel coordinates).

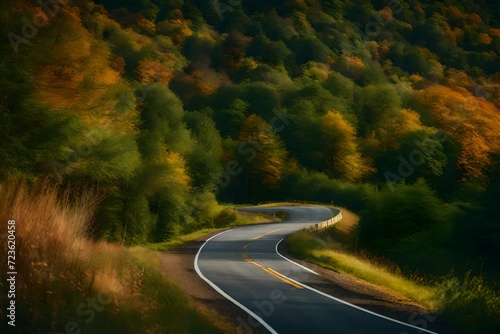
left=313, top=209, right=343, bottom=231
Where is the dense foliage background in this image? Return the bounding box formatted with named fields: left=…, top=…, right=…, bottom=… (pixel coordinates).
left=1, top=0, right=499, bottom=280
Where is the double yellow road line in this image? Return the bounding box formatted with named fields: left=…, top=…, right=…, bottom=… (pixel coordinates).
left=242, top=228, right=303, bottom=289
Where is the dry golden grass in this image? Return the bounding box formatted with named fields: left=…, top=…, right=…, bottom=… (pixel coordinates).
left=330, top=206, right=358, bottom=235
left=0, top=180, right=221, bottom=333
left=0, top=180, right=97, bottom=296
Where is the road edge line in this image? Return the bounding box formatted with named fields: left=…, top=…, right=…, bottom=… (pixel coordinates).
left=273, top=239, right=439, bottom=334
left=275, top=238, right=319, bottom=276
left=194, top=229, right=279, bottom=334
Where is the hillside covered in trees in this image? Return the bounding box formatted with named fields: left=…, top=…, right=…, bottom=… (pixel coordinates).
left=1, top=0, right=499, bottom=283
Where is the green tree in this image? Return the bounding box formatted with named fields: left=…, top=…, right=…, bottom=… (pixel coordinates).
left=214, top=98, right=248, bottom=139
left=358, top=180, right=455, bottom=253
left=323, top=72, right=355, bottom=102
left=241, top=82, right=280, bottom=120
left=247, top=34, right=292, bottom=65
left=293, top=37, right=331, bottom=64
left=133, top=83, right=195, bottom=241
left=238, top=114, right=289, bottom=200
left=137, top=83, right=193, bottom=157
left=185, top=111, right=222, bottom=189
left=355, top=84, right=401, bottom=136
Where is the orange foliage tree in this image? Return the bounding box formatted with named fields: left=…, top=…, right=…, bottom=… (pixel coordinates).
left=414, top=85, right=500, bottom=180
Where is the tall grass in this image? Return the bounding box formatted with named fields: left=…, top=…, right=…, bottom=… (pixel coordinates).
left=287, top=231, right=438, bottom=309
left=0, top=180, right=221, bottom=333
left=288, top=229, right=500, bottom=332
left=437, top=273, right=500, bottom=333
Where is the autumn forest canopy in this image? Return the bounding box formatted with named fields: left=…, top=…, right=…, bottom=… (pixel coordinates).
left=0, top=0, right=499, bottom=280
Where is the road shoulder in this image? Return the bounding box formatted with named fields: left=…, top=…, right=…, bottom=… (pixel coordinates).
left=277, top=238, right=460, bottom=334
left=159, top=229, right=269, bottom=334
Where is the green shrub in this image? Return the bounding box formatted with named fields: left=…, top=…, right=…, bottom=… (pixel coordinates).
left=214, top=207, right=238, bottom=227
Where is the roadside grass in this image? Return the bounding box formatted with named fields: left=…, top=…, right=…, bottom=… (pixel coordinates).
left=288, top=228, right=500, bottom=332
left=236, top=210, right=287, bottom=224
left=287, top=231, right=438, bottom=309
left=145, top=228, right=220, bottom=252
left=0, top=180, right=222, bottom=334
left=438, top=273, right=500, bottom=333
left=145, top=208, right=286, bottom=252
left=320, top=206, right=359, bottom=246
left=258, top=203, right=438, bottom=308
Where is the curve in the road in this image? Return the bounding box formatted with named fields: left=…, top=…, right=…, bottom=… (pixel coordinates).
left=195, top=206, right=438, bottom=334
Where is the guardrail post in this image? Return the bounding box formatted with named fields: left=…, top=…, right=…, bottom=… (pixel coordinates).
left=313, top=211, right=342, bottom=231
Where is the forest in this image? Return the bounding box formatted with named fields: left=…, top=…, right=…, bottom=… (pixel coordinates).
left=0, top=0, right=499, bottom=299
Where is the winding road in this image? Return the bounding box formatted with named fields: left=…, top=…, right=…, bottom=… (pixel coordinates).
left=195, top=206, right=438, bottom=334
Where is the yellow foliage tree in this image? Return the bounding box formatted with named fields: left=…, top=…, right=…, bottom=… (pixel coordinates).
left=374, top=108, right=425, bottom=152
left=320, top=111, right=373, bottom=182
left=164, top=151, right=191, bottom=189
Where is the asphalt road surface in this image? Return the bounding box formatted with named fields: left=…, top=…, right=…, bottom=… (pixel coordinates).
left=195, top=206, right=438, bottom=334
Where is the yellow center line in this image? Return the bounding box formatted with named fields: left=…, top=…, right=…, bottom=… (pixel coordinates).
left=264, top=267, right=303, bottom=289
left=243, top=228, right=283, bottom=249
left=243, top=252, right=303, bottom=289
left=251, top=228, right=283, bottom=240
